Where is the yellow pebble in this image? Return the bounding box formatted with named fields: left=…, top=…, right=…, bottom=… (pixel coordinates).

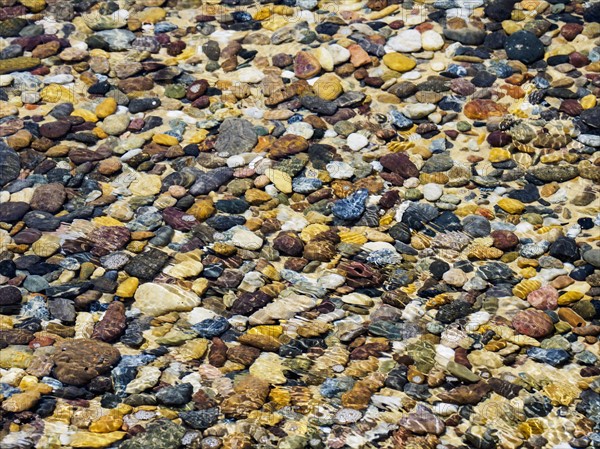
left=93, top=127, right=108, bottom=139
left=114, top=404, right=133, bottom=415
left=313, top=73, right=343, bottom=101
left=338, top=230, right=368, bottom=245
left=18, top=375, right=39, bottom=390
left=189, top=129, right=209, bottom=143
left=488, top=148, right=511, bottom=163
left=379, top=214, right=393, bottom=226
left=520, top=267, right=537, bottom=279
left=581, top=94, right=597, bottom=109
left=587, top=61, right=600, bottom=72
left=265, top=168, right=293, bottom=193
left=558, top=291, right=584, bottom=305
left=382, top=53, right=417, bottom=72
left=247, top=325, right=283, bottom=338
left=158, top=408, right=179, bottom=419
left=40, top=84, right=74, bottom=103
left=261, top=15, right=288, bottom=31
left=69, top=431, right=126, bottom=448
left=71, top=109, right=98, bottom=123
left=187, top=198, right=215, bottom=221
left=95, top=97, right=117, bottom=119
left=152, top=134, right=179, bottom=146
left=89, top=49, right=110, bottom=58
left=116, top=277, right=139, bottom=298
left=92, top=216, right=124, bottom=227
left=89, top=416, right=123, bottom=433
left=497, top=198, right=525, bottom=214
left=192, top=278, right=209, bottom=296
left=455, top=204, right=478, bottom=217
left=254, top=6, right=272, bottom=20
left=545, top=44, right=575, bottom=58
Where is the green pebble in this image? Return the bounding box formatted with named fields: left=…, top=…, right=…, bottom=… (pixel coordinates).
left=457, top=121, right=471, bottom=132
left=404, top=188, right=424, bottom=201
left=164, top=84, right=186, bottom=99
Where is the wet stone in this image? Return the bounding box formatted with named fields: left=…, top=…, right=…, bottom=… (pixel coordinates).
left=0, top=0, right=596, bottom=445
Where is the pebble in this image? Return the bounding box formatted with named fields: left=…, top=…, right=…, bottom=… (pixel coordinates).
left=0, top=0, right=597, bottom=447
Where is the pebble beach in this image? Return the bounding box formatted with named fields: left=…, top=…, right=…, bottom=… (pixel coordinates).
left=0, top=0, right=600, bottom=448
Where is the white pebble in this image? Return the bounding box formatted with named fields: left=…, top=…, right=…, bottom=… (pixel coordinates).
left=421, top=30, right=444, bottom=51
left=423, top=183, right=443, bottom=201
left=435, top=344, right=455, bottom=367
left=430, top=61, right=445, bottom=71
left=237, top=67, right=265, bottom=84
left=328, top=44, right=350, bottom=64
left=226, top=155, right=246, bottom=168
left=318, top=274, right=346, bottom=289
left=402, top=103, right=436, bottom=119
left=432, top=403, right=459, bottom=416
left=264, top=185, right=278, bottom=196
left=347, top=132, right=369, bottom=151
left=386, top=29, right=422, bottom=53
left=243, top=107, right=264, bottom=119
left=370, top=161, right=383, bottom=171
left=285, top=122, right=314, bottom=140
left=43, top=74, right=74, bottom=84
left=404, top=178, right=420, bottom=188
left=326, top=161, right=354, bottom=179
left=466, top=311, right=491, bottom=331
left=401, top=301, right=425, bottom=321
left=401, top=70, right=421, bottom=80
left=0, top=75, right=13, bottom=87
left=121, top=149, right=142, bottom=161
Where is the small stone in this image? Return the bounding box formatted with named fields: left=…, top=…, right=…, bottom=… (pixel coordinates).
left=265, top=168, right=292, bottom=193
left=527, top=348, right=571, bottom=366
left=179, top=408, right=219, bottom=430
left=347, top=133, right=369, bottom=151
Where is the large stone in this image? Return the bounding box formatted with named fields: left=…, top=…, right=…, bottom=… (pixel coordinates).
left=0, top=143, right=20, bottom=186
left=30, top=183, right=66, bottom=213
left=119, top=420, right=185, bottom=449
left=214, top=118, right=258, bottom=155
left=0, top=57, right=41, bottom=74
left=53, top=339, right=121, bottom=386
left=512, top=309, right=554, bottom=338
left=134, top=283, right=201, bottom=316
left=464, top=100, right=508, bottom=120
left=505, top=30, right=545, bottom=64
left=124, top=248, right=169, bottom=280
